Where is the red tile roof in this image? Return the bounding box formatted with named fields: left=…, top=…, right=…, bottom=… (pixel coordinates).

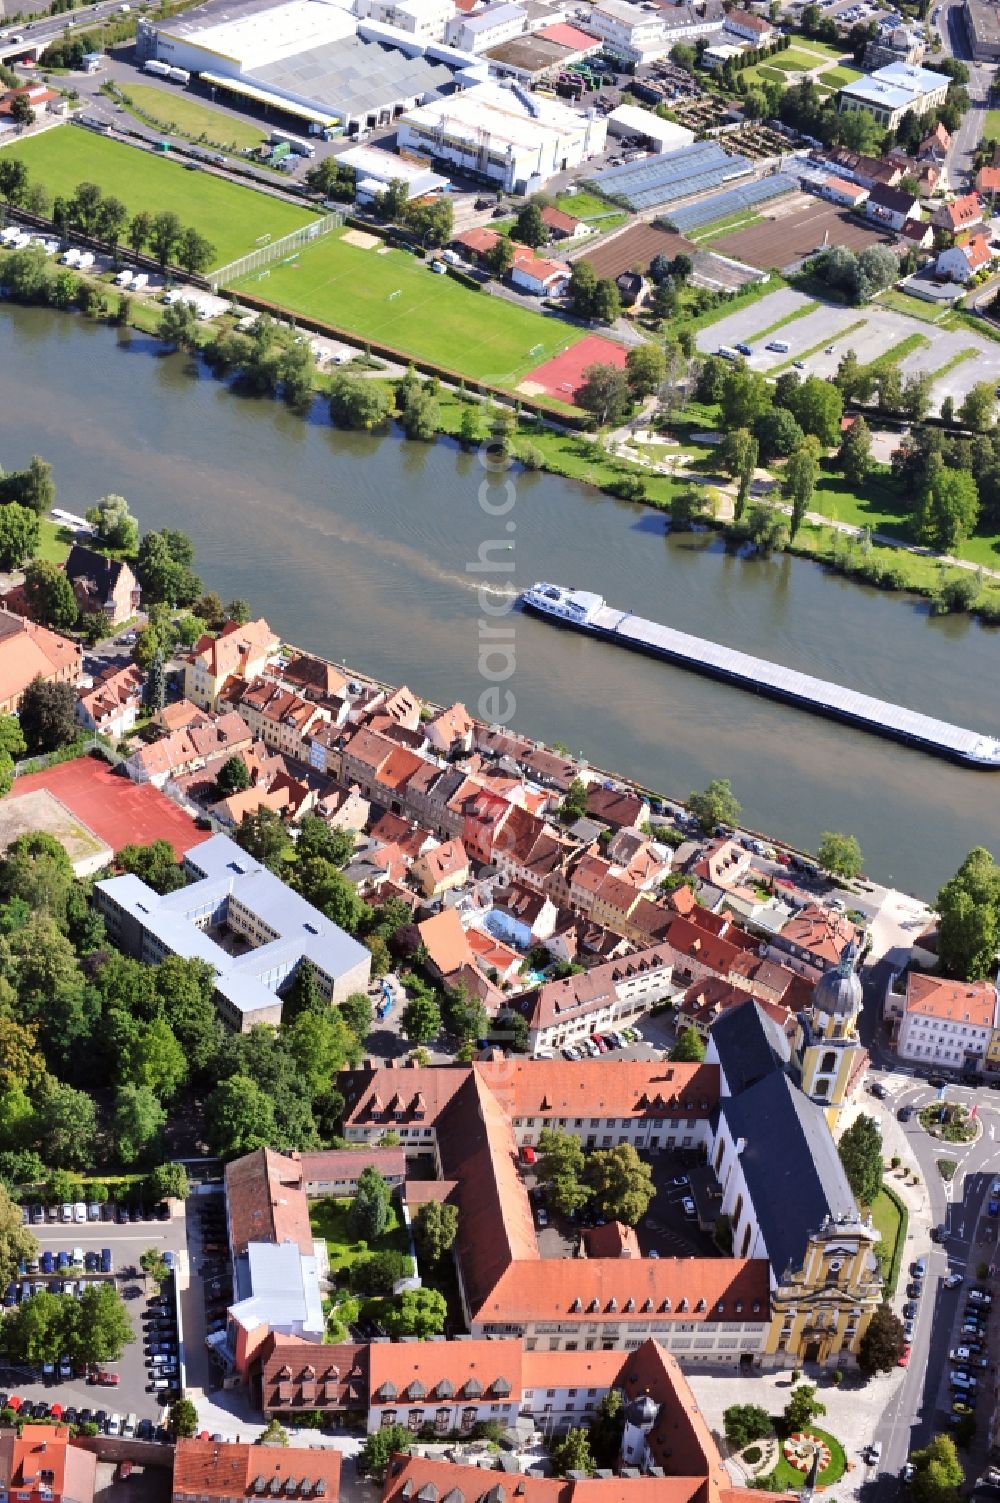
left=536, top=20, right=599, bottom=47
left=173, top=1436, right=342, bottom=1501
left=369, top=1337, right=523, bottom=1405
left=905, top=972, right=996, bottom=1028
left=224, top=1148, right=313, bottom=1259
left=478, top=1256, right=769, bottom=1326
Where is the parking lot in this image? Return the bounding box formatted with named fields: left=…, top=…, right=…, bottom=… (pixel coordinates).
left=697, top=287, right=1000, bottom=415
left=0, top=1202, right=188, bottom=1432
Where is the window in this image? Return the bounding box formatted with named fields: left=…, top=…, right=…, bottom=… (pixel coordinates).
left=820, top=1051, right=836, bottom=1074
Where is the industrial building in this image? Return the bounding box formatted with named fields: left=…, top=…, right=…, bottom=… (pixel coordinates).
left=142, top=0, right=457, bottom=135
left=397, top=80, right=607, bottom=192
left=963, top=0, right=1000, bottom=59
left=837, top=59, right=950, bottom=129
left=338, top=139, right=449, bottom=199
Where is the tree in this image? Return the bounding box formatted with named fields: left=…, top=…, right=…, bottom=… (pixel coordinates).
left=670, top=1027, right=706, bottom=1062
left=18, top=678, right=77, bottom=755
left=96, top=195, right=128, bottom=255
left=784, top=1383, right=826, bottom=1432
left=561, top=776, right=588, bottom=821
left=0, top=1290, right=67, bottom=1366
left=838, top=1114, right=883, bottom=1206
left=723, top=1403, right=772, bottom=1450
left=305, top=157, right=356, bottom=201
left=916, top=460, right=979, bottom=554
left=753, top=407, right=804, bottom=463
left=128, top=210, right=152, bottom=258
left=350, top=1249, right=412, bottom=1295
left=205, top=1074, right=277, bottom=1158
left=23, top=560, right=77, bottom=631
left=936, top=847, right=1000, bottom=981
left=567, top=259, right=597, bottom=319
left=687, top=777, right=740, bottom=835
left=485, top=235, right=515, bottom=278
left=168, top=1399, right=199, bottom=1439
left=149, top=211, right=183, bottom=269
left=577, top=363, right=632, bottom=427
left=839, top=106, right=882, bottom=153
left=817, top=831, right=864, bottom=881
left=592, top=278, right=621, bottom=325
left=735, top=436, right=758, bottom=523
left=720, top=427, right=756, bottom=480
left=86, top=493, right=139, bottom=553
left=349, top=1166, right=392, bottom=1242
left=588, top=1389, right=625, bottom=1468
left=514, top=202, right=547, bottom=249
left=260, top=1417, right=290, bottom=1446
left=858, top=1302, right=906, bottom=1376
left=0, top=1182, right=36, bottom=1287
left=214, top=753, right=251, bottom=801
left=783, top=445, right=819, bottom=539
left=360, top=1425, right=411, bottom=1479
left=401, top=993, right=442, bottom=1044
left=785, top=376, right=843, bottom=447
left=123, top=1017, right=187, bottom=1102
left=585, top=1143, right=655, bottom=1225
left=159, top=299, right=200, bottom=353
left=73, top=1282, right=136, bottom=1365
left=384, top=1286, right=447, bottom=1338
left=536, top=1128, right=589, bottom=1216
left=329, top=374, right=396, bottom=431
left=839, top=416, right=872, bottom=486
left=111, top=1083, right=166, bottom=1166
left=139, top=1246, right=169, bottom=1285
left=118, top=840, right=185, bottom=895
left=235, top=806, right=289, bottom=870
left=398, top=387, right=439, bottom=442
left=909, top=1434, right=964, bottom=1503
left=35, top=1080, right=96, bottom=1169
left=225, top=598, right=252, bottom=625
left=0, top=502, right=38, bottom=570
left=0, top=158, right=27, bottom=205
left=720, top=365, right=772, bottom=432
left=339, top=991, right=374, bottom=1041
left=413, top=1200, right=459, bottom=1266
left=550, top=1427, right=595, bottom=1478
left=143, top=1162, right=189, bottom=1203
left=958, top=381, right=996, bottom=435
left=136, top=529, right=200, bottom=608
left=176, top=228, right=216, bottom=276
left=626, top=343, right=667, bottom=398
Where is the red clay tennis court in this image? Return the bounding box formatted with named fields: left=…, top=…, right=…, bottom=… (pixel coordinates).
left=523, top=334, right=628, bottom=402
left=14, top=756, right=210, bottom=860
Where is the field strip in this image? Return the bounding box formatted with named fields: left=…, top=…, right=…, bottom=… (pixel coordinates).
left=747, top=300, right=820, bottom=343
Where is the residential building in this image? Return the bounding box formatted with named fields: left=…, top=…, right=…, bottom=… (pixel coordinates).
left=892, top=971, right=998, bottom=1069
left=125, top=710, right=253, bottom=787
left=936, top=231, right=992, bottom=281
left=94, top=832, right=371, bottom=1031
left=290, top=1147, right=406, bottom=1197
left=724, top=9, right=775, bottom=41
left=865, top=181, right=921, bottom=230
left=0, top=606, right=80, bottom=715
left=976, top=164, right=1000, bottom=198
left=839, top=61, right=950, bottom=129
left=822, top=174, right=868, bottom=207
left=76, top=662, right=144, bottom=739
left=862, top=21, right=924, bottom=68
left=827, top=148, right=903, bottom=188
left=934, top=191, right=985, bottom=236
left=411, top=837, right=471, bottom=896
left=899, top=217, right=934, bottom=249
left=676, top=976, right=792, bottom=1044
left=585, top=0, right=718, bottom=62
left=172, top=1435, right=341, bottom=1503
left=510, top=256, right=571, bottom=296
left=483, top=883, right=558, bottom=949
left=424, top=701, right=474, bottom=755
left=770, top=903, right=862, bottom=979
left=540, top=204, right=587, bottom=239
left=236, top=677, right=331, bottom=759
left=64, top=545, right=140, bottom=625
left=918, top=120, right=952, bottom=160
left=184, top=618, right=280, bottom=710
left=0, top=1425, right=96, bottom=1503
left=515, top=944, right=675, bottom=1052
left=397, top=83, right=607, bottom=193
left=367, top=1339, right=522, bottom=1434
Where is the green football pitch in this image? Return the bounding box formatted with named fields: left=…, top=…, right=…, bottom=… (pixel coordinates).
left=1, top=126, right=318, bottom=269
left=229, top=228, right=584, bottom=386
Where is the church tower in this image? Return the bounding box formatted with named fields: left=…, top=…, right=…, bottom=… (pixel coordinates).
left=795, top=939, right=867, bottom=1129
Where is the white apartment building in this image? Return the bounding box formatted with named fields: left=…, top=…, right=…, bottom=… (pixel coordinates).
left=445, top=1, right=525, bottom=51
left=893, top=971, right=997, bottom=1070
left=359, top=0, right=455, bottom=39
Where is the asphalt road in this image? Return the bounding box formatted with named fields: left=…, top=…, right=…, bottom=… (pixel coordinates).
left=937, top=0, right=990, bottom=184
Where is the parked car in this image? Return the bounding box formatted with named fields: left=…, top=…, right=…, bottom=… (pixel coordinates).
left=682, top=1197, right=696, bottom=1218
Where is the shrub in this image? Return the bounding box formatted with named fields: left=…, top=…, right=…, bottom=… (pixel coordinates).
left=744, top=1446, right=762, bottom=1465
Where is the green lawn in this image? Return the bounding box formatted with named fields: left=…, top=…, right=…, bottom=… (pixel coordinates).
left=36, top=518, right=73, bottom=564
left=985, top=109, right=1000, bottom=141
left=785, top=31, right=852, bottom=57
left=118, top=83, right=268, bottom=153
left=688, top=208, right=765, bottom=242
left=309, top=1197, right=411, bottom=1276
left=770, top=1429, right=847, bottom=1489
left=0, top=126, right=319, bottom=269
left=762, top=50, right=827, bottom=71
left=876, top=288, right=958, bottom=325
left=823, top=65, right=862, bottom=86
left=230, top=228, right=584, bottom=386
left=869, top=1186, right=907, bottom=1296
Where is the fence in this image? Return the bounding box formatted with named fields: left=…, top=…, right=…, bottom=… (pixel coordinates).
left=210, top=211, right=345, bottom=290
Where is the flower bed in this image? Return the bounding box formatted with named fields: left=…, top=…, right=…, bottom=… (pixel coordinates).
left=770, top=1428, right=847, bottom=1489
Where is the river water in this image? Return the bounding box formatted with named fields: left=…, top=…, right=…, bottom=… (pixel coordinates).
left=2, top=304, right=998, bottom=895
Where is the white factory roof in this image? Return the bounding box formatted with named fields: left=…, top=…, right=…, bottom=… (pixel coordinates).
left=593, top=0, right=661, bottom=22
left=162, top=0, right=356, bottom=69
left=607, top=103, right=694, bottom=149
left=402, top=80, right=591, bottom=150
left=461, top=2, right=525, bottom=31
left=340, top=141, right=450, bottom=187
left=231, top=1243, right=325, bottom=1338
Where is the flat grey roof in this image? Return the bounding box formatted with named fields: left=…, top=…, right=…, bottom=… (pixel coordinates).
left=253, top=34, right=452, bottom=117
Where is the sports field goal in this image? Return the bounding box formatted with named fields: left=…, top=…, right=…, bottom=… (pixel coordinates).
left=211, top=209, right=345, bottom=290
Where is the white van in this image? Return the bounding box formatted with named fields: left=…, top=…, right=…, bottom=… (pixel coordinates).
left=107, top=1414, right=122, bottom=1437
left=766, top=339, right=790, bottom=354
left=115, top=269, right=133, bottom=288
left=123, top=1413, right=137, bottom=1438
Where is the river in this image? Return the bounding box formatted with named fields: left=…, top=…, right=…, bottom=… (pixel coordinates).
left=3, top=303, right=998, bottom=896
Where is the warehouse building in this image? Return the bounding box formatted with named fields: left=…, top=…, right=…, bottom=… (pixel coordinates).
left=143, top=0, right=456, bottom=135
left=397, top=79, right=607, bottom=191
left=338, top=140, right=450, bottom=198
